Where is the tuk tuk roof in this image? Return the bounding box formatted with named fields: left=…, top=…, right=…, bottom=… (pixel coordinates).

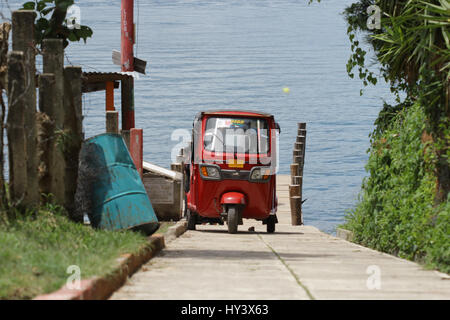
left=195, top=110, right=275, bottom=121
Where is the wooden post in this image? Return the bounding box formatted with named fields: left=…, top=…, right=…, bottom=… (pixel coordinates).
left=12, top=10, right=39, bottom=206
left=0, top=22, right=11, bottom=209
left=37, top=73, right=56, bottom=200
left=106, top=111, right=119, bottom=134
left=63, top=66, right=83, bottom=220
left=290, top=122, right=307, bottom=226
left=121, top=129, right=130, bottom=149
left=130, top=128, right=143, bottom=178
left=106, top=81, right=115, bottom=111
left=176, top=148, right=186, bottom=195
left=7, top=51, right=27, bottom=204
left=42, top=39, right=66, bottom=206
left=290, top=196, right=302, bottom=225
left=0, top=22, right=11, bottom=89
left=290, top=163, right=299, bottom=183
left=171, top=163, right=183, bottom=173
left=293, top=155, right=303, bottom=165
left=292, top=176, right=302, bottom=185
left=289, top=184, right=301, bottom=198
left=290, top=163, right=299, bottom=175
left=121, top=77, right=135, bottom=130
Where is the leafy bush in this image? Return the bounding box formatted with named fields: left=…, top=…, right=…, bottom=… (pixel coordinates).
left=343, top=102, right=450, bottom=273
left=20, top=0, right=93, bottom=48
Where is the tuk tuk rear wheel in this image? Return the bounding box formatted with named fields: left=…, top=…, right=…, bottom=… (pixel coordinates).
left=227, top=206, right=238, bottom=234
left=186, top=209, right=196, bottom=230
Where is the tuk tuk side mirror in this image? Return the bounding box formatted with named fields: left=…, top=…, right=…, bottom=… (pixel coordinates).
left=275, top=122, right=281, bottom=134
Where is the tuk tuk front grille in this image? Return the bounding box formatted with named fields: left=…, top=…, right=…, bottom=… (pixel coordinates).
left=221, top=169, right=250, bottom=180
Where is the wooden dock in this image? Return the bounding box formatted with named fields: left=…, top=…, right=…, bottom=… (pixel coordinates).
left=110, top=175, right=450, bottom=300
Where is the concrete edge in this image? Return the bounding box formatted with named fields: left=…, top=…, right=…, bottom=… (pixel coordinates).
left=330, top=227, right=449, bottom=276
left=33, top=220, right=188, bottom=300
left=165, top=220, right=188, bottom=242
left=336, top=228, right=354, bottom=242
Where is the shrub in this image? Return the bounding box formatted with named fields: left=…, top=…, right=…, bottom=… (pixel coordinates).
left=344, top=102, right=450, bottom=273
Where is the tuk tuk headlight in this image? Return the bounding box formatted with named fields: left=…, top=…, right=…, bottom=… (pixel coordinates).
left=200, top=164, right=222, bottom=180
left=249, top=167, right=271, bottom=182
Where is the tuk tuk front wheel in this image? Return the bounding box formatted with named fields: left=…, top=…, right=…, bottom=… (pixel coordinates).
left=266, top=215, right=276, bottom=233
left=186, top=209, right=196, bottom=230
left=227, top=206, right=238, bottom=234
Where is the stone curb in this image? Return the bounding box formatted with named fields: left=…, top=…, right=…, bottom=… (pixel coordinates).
left=165, top=220, right=188, bottom=242
left=33, top=220, right=188, bottom=300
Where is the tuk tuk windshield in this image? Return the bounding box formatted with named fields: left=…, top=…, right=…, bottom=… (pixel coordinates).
left=203, top=117, right=269, bottom=154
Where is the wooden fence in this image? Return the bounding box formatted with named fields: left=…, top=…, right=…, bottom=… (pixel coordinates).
left=4, top=11, right=83, bottom=218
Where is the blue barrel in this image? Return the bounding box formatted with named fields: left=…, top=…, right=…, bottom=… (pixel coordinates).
left=78, top=133, right=159, bottom=235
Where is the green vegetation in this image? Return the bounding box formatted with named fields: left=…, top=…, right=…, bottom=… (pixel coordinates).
left=339, top=0, right=449, bottom=273
left=20, top=0, right=93, bottom=48
left=155, top=222, right=176, bottom=235
left=0, top=205, right=149, bottom=300
left=343, top=103, right=450, bottom=273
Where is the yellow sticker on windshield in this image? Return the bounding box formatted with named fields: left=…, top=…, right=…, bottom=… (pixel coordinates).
left=227, top=159, right=244, bottom=168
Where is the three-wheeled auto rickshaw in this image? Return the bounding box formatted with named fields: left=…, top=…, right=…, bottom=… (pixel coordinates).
left=184, top=110, right=280, bottom=233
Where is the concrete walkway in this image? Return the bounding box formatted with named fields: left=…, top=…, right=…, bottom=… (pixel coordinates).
left=110, top=175, right=450, bottom=300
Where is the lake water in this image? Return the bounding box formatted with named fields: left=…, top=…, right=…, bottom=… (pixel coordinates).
left=5, top=0, right=395, bottom=234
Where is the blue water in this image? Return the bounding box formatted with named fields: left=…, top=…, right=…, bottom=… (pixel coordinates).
left=6, top=0, right=395, bottom=234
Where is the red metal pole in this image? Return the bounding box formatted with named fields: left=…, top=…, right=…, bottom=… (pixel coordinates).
left=121, top=0, right=135, bottom=130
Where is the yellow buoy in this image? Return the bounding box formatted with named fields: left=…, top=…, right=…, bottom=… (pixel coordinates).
left=283, top=87, right=290, bottom=93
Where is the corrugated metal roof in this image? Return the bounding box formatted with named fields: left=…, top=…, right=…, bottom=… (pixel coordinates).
left=82, top=72, right=133, bottom=83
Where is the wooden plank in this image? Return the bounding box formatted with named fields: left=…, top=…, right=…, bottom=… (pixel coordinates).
left=143, top=161, right=182, bottom=181
left=134, top=57, right=147, bottom=75
left=112, top=49, right=121, bottom=66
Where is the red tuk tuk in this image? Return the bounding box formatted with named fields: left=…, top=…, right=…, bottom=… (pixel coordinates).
left=184, top=110, right=280, bottom=233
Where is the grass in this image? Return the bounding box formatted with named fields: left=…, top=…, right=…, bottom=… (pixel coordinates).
left=154, top=221, right=176, bottom=235
left=0, top=206, right=166, bottom=300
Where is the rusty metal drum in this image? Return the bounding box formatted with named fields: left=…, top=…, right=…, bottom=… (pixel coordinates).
left=76, top=133, right=159, bottom=235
